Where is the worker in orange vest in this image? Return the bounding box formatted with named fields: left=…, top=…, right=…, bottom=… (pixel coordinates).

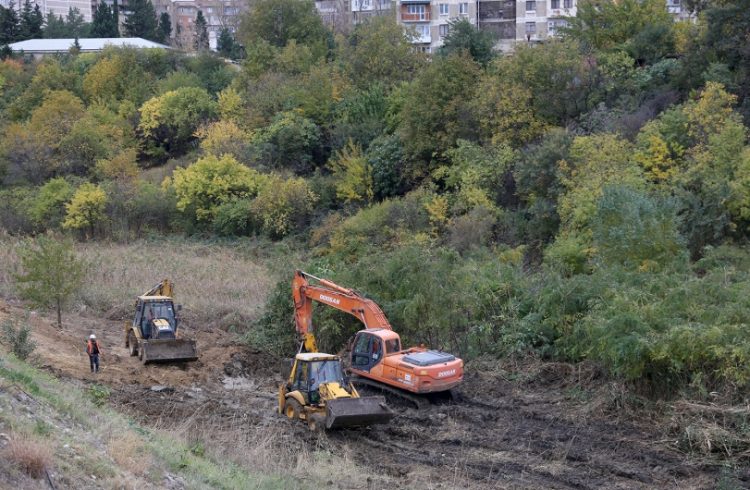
left=86, top=334, right=102, bottom=373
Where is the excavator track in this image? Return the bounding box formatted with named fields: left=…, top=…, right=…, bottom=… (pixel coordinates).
left=350, top=375, right=431, bottom=409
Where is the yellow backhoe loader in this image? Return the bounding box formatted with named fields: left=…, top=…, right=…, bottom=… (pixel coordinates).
left=279, top=353, right=393, bottom=430
left=125, top=279, right=198, bottom=364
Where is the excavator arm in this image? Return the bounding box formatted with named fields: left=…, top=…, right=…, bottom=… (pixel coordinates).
left=143, top=279, right=174, bottom=298
left=293, top=270, right=392, bottom=353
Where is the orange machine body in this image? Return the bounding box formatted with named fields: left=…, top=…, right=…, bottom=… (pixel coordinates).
left=293, top=270, right=463, bottom=394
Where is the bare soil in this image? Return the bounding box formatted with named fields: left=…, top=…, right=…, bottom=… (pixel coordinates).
left=1, top=300, right=743, bottom=489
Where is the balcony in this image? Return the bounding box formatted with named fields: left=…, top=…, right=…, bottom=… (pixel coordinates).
left=401, top=11, right=431, bottom=21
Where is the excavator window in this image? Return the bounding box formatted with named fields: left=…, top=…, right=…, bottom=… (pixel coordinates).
left=352, top=333, right=384, bottom=370
left=385, top=339, right=400, bottom=354
left=352, top=334, right=371, bottom=368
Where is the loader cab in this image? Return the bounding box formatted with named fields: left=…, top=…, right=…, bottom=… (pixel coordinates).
left=290, top=354, right=346, bottom=404
left=351, top=330, right=400, bottom=372
left=134, top=296, right=179, bottom=340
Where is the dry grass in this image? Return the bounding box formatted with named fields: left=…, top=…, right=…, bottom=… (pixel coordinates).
left=3, top=433, right=53, bottom=479
left=107, top=432, right=151, bottom=477
left=156, top=405, right=382, bottom=489
left=0, top=235, right=275, bottom=328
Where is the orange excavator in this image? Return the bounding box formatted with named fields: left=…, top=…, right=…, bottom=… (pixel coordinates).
left=293, top=270, right=464, bottom=405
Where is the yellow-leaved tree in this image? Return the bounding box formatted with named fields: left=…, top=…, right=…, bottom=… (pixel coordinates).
left=196, top=120, right=252, bottom=161
left=328, top=139, right=373, bottom=204
left=63, top=183, right=108, bottom=238
left=558, top=134, right=646, bottom=232
left=166, top=154, right=265, bottom=223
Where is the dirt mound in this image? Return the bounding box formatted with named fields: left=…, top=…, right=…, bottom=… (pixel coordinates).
left=222, top=349, right=283, bottom=379
left=103, top=302, right=132, bottom=321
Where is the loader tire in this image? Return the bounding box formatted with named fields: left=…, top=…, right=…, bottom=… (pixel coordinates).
left=308, top=413, right=325, bottom=432
left=285, top=399, right=302, bottom=420
left=128, top=332, right=138, bottom=357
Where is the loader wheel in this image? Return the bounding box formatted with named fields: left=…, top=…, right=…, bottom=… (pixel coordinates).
left=308, top=413, right=325, bottom=433
left=285, top=399, right=302, bottom=420
left=128, top=333, right=138, bottom=357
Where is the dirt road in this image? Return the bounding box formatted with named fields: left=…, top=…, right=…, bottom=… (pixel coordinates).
left=1, top=300, right=736, bottom=489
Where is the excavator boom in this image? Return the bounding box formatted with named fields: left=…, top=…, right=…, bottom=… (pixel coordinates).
left=293, top=270, right=391, bottom=352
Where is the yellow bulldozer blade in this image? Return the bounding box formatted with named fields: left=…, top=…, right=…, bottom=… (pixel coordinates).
left=141, top=339, right=198, bottom=363
left=325, top=396, right=393, bottom=429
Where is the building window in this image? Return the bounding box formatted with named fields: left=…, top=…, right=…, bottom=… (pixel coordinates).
left=362, top=0, right=371, bottom=8
left=205, top=6, right=214, bottom=13
left=551, top=0, right=559, bottom=8
left=418, top=24, right=430, bottom=37
left=526, top=0, right=535, bottom=11
left=525, top=21, right=536, bottom=35
left=439, top=23, right=449, bottom=37
left=563, top=0, right=572, bottom=7
left=407, top=4, right=425, bottom=13
left=439, top=3, right=448, bottom=15
left=548, top=18, right=567, bottom=36
left=224, top=6, right=238, bottom=14
left=459, top=2, right=468, bottom=14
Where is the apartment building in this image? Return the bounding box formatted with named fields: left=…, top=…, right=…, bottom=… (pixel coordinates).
left=350, top=0, right=392, bottom=24
left=514, top=0, right=575, bottom=42
left=477, top=0, right=515, bottom=50
left=153, top=0, right=243, bottom=49
left=397, top=0, right=476, bottom=52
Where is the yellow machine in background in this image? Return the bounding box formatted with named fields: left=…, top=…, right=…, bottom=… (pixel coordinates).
left=125, top=279, right=198, bottom=364
left=279, top=352, right=393, bottom=430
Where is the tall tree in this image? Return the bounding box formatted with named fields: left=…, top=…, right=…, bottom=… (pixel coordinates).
left=217, top=27, right=238, bottom=58
left=156, top=11, right=171, bottom=43
left=65, top=7, right=88, bottom=38
left=123, top=0, right=157, bottom=40
left=43, top=12, right=68, bottom=38
left=19, top=0, right=43, bottom=39
left=0, top=2, right=20, bottom=44
left=14, top=235, right=86, bottom=329
left=91, top=1, right=119, bottom=37
left=438, top=18, right=495, bottom=66
left=238, top=0, right=330, bottom=59
left=194, top=9, right=209, bottom=50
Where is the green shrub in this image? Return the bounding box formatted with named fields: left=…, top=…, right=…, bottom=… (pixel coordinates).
left=2, top=318, right=36, bottom=360
left=543, top=233, right=594, bottom=276
left=592, top=185, right=686, bottom=270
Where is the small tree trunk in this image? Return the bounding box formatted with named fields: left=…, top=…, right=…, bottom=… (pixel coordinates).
left=56, top=296, right=62, bottom=329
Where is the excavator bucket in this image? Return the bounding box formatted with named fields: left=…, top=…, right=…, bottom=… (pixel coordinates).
left=325, top=396, right=393, bottom=429
left=141, top=339, right=198, bottom=363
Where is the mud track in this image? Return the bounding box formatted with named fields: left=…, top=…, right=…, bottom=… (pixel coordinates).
left=0, top=301, right=731, bottom=489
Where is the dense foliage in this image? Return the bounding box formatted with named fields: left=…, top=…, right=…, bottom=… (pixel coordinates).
left=2, top=0, right=750, bottom=398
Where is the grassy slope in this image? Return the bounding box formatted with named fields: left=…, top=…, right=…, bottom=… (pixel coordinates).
left=0, top=351, right=298, bottom=489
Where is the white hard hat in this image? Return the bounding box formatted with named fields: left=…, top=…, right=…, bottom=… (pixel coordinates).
left=90, top=334, right=96, bottom=340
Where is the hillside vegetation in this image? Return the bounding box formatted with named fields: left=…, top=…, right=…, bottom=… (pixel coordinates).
left=2, top=0, right=750, bottom=404
left=0, top=351, right=294, bottom=489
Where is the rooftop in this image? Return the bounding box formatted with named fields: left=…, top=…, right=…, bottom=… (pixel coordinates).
left=8, top=38, right=170, bottom=53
